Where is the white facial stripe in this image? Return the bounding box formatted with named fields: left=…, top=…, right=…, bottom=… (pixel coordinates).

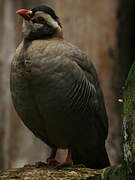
left=34, top=11, right=59, bottom=28
left=22, top=20, right=31, bottom=36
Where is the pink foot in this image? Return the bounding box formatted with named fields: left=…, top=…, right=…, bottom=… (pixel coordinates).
left=54, top=161, right=73, bottom=169
left=48, top=158, right=73, bottom=169
left=48, top=158, right=60, bottom=166
left=35, top=161, right=47, bottom=168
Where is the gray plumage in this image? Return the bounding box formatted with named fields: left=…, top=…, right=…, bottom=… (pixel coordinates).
left=10, top=6, right=110, bottom=169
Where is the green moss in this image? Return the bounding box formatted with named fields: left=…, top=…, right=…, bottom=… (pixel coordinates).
left=123, top=62, right=135, bottom=164
left=102, top=164, right=127, bottom=180
left=0, top=165, right=129, bottom=180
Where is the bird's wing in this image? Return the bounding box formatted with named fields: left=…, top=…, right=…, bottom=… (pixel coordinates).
left=64, top=49, right=108, bottom=137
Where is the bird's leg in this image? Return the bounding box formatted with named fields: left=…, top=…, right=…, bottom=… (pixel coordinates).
left=34, top=161, right=47, bottom=168
left=48, top=148, right=73, bottom=168
left=56, top=148, right=73, bottom=169
left=55, top=148, right=73, bottom=167
left=51, top=148, right=85, bottom=168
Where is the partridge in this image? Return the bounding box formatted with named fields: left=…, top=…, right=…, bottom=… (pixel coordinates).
left=10, top=5, right=110, bottom=169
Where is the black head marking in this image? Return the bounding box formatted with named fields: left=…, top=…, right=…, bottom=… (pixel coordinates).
left=31, top=5, right=59, bottom=21
left=31, top=5, right=62, bottom=28
left=24, top=5, right=62, bottom=41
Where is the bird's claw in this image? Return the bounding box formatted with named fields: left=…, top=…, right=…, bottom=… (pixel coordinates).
left=48, top=159, right=73, bottom=169
left=35, top=161, right=47, bottom=168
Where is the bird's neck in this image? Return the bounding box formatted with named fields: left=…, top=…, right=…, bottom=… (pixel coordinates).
left=23, top=32, right=63, bottom=51
left=54, top=28, right=63, bottom=39
left=23, top=26, right=63, bottom=42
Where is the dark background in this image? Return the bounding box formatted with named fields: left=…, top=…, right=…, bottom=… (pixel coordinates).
left=0, top=0, right=134, bottom=169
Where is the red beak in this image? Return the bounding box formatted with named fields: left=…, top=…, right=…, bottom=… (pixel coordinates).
left=16, top=9, right=33, bottom=21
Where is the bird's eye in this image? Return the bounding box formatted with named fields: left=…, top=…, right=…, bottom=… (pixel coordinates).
left=32, top=17, right=46, bottom=24
left=37, top=17, right=45, bottom=23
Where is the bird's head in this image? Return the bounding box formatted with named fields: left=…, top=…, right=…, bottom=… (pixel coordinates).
left=16, top=5, right=63, bottom=40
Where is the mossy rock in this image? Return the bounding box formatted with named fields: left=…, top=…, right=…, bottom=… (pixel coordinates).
left=0, top=165, right=128, bottom=180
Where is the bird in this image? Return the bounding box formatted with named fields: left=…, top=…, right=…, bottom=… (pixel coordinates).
left=10, top=5, right=110, bottom=169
